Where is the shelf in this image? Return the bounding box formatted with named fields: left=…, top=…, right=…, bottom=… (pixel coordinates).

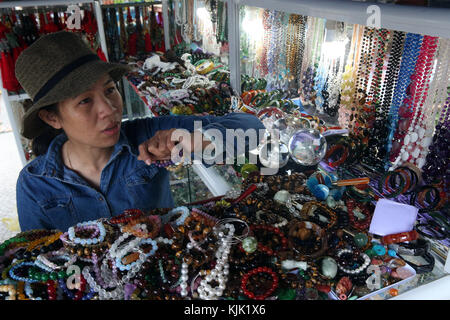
left=0, top=0, right=95, bottom=8
left=237, top=0, right=450, bottom=38
left=8, top=93, right=30, bottom=102
left=100, top=1, right=162, bottom=8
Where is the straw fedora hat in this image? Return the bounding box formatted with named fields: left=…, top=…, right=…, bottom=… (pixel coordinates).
left=15, top=31, right=133, bottom=139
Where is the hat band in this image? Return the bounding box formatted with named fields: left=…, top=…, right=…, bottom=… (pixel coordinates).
left=33, top=54, right=101, bottom=104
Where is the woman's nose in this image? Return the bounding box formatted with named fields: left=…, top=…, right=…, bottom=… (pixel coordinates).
left=97, top=95, right=118, bottom=117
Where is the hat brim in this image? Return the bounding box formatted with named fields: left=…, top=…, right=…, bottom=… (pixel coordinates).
left=21, top=60, right=134, bottom=140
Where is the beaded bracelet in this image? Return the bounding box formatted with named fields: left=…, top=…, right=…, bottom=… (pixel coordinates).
left=336, top=249, right=370, bottom=275
left=26, top=232, right=62, bottom=252
left=37, top=249, right=76, bottom=271
left=345, top=199, right=373, bottom=231
left=0, top=237, right=28, bottom=256
left=68, top=221, right=106, bottom=245
left=300, top=201, right=338, bottom=230
left=240, top=267, right=279, bottom=300
left=9, top=262, right=40, bottom=283
left=161, top=206, right=190, bottom=226
left=110, top=209, right=144, bottom=225
left=287, top=220, right=328, bottom=259
left=250, top=225, right=288, bottom=256
left=214, top=218, right=250, bottom=244
left=121, top=215, right=161, bottom=239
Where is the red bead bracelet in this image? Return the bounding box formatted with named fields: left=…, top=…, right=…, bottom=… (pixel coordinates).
left=241, top=267, right=279, bottom=300
left=110, top=209, right=144, bottom=225
left=250, top=225, right=288, bottom=255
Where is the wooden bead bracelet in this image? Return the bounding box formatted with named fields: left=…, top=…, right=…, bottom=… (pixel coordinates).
left=249, top=225, right=288, bottom=256
left=345, top=199, right=373, bottom=231
left=300, top=201, right=338, bottom=230
left=110, top=209, right=144, bottom=225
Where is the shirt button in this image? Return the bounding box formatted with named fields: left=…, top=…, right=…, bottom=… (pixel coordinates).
left=99, top=196, right=104, bottom=201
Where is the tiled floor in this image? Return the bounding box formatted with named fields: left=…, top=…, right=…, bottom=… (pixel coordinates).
left=0, top=128, right=21, bottom=243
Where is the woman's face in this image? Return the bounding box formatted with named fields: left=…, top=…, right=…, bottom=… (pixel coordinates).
left=43, top=73, right=123, bottom=149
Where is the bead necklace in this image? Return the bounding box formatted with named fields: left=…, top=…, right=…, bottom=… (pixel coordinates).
left=393, top=35, right=439, bottom=167
left=363, top=28, right=393, bottom=165
left=259, top=9, right=271, bottom=77
left=338, top=24, right=363, bottom=129
left=327, top=22, right=349, bottom=118
left=267, top=10, right=286, bottom=91
left=372, top=30, right=406, bottom=163
left=349, top=26, right=375, bottom=137
left=422, top=95, right=450, bottom=189
left=295, top=15, right=307, bottom=84
left=286, top=14, right=304, bottom=83
left=300, top=17, right=322, bottom=106
left=386, top=33, right=423, bottom=164
left=299, top=16, right=315, bottom=87
left=195, top=222, right=234, bottom=300
left=407, top=38, right=450, bottom=168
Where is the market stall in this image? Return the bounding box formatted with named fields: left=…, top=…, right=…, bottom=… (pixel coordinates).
left=0, top=0, right=448, bottom=301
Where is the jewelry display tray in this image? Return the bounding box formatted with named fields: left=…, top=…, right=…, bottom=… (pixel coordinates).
left=328, top=264, right=416, bottom=300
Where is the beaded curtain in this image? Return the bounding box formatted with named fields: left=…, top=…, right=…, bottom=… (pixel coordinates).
left=240, top=7, right=450, bottom=182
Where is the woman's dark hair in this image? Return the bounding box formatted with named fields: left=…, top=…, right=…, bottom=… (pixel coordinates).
left=31, top=103, right=63, bottom=157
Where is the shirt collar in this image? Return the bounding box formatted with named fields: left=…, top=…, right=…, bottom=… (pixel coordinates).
left=34, top=129, right=136, bottom=179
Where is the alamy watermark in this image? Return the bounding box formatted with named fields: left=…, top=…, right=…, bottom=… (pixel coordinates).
left=366, top=5, right=381, bottom=29
left=168, top=121, right=285, bottom=175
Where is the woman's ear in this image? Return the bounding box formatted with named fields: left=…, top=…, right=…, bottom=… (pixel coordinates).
left=38, top=109, right=63, bottom=130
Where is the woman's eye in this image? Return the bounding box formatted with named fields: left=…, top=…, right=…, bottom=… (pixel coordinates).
left=79, top=98, right=91, bottom=105
left=106, top=86, right=116, bottom=95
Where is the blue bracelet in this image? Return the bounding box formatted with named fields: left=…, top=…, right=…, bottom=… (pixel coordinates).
left=115, top=239, right=158, bottom=271
left=9, top=262, right=40, bottom=283
left=161, top=206, right=190, bottom=226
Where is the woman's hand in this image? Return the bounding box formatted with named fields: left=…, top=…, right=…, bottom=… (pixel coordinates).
left=138, top=129, right=181, bottom=165
left=138, top=129, right=213, bottom=165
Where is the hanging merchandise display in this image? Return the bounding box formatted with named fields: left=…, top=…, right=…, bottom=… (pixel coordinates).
left=171, top=0, right=228, bottom=59
left=101, top=2, right=165, bottom=63
left=0, top=4, right=107, bottom=92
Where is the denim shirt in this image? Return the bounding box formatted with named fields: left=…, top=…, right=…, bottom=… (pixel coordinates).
left=16, top=112, right=265, bottom=232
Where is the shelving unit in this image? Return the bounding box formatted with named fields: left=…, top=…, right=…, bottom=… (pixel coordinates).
left=0, top=0, right=110, bottom=166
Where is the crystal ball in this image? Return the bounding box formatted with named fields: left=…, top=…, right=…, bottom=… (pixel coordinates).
left=259, top=141, right=289, bottom=169
left=272, top=118, right=297, bottom=145
left=288, top=129, right=327, bottom=166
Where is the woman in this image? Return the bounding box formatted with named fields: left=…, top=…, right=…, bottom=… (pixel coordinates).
left=15, top=31, right=264, bottom=232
